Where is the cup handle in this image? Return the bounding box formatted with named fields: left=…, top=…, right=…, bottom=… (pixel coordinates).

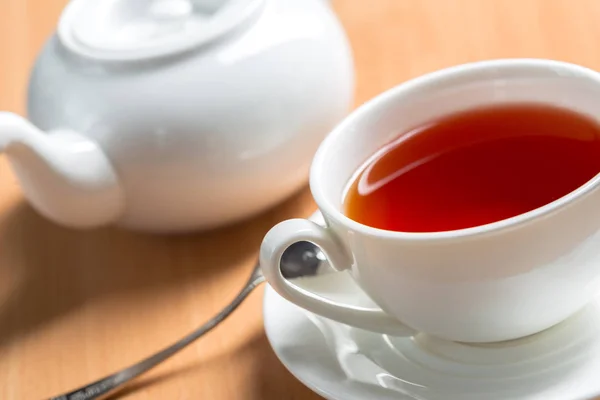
left=260, top=218, right=416, bottom=336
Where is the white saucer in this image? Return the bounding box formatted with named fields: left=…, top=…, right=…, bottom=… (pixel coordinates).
left=262, top=215, right=600, bottom=400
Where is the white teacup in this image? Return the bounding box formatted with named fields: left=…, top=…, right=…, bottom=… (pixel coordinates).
left=260, top=59, right=600, bottom=343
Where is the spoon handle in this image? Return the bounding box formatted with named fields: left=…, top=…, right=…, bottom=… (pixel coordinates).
left=49, top=266, right=265, bottom=400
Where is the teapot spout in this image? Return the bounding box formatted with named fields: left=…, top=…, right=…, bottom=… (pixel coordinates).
left=0, top=112, right=125, bottom=228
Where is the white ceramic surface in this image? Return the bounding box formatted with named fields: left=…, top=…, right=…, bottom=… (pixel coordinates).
left=0, top=0, right=354, bottom=232
left=261, top=59, right=600, bottom=343
left=263, top=272, right=600, bottom=400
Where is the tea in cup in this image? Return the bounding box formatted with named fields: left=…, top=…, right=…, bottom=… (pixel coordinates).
left=260, top=59, right=600, bottom=343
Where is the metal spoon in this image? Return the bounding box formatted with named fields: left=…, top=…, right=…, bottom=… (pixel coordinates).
left=49, top=241, right=324, bottom=400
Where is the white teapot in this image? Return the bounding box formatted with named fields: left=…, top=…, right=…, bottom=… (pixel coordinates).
left=0, top=0, right=353, bottom=233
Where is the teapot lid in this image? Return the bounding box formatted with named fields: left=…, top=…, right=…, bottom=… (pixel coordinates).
left=58, top=0, right=264, bottom=61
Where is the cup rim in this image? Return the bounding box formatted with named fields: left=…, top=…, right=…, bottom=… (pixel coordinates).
left=310, top=58, right=600, bottom=242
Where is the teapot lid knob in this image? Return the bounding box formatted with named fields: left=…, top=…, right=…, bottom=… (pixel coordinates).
left=57, top=0, right=264, bottom=61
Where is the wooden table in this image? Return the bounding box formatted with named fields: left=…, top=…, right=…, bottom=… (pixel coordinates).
left=2, top=0, right=600, bottom=398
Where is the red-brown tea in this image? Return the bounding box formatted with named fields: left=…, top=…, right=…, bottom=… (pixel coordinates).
left=344, top=104, right=600, bottom=232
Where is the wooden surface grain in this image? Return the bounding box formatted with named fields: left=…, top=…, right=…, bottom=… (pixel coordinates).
left=2, top=0, right=600, bottom=399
